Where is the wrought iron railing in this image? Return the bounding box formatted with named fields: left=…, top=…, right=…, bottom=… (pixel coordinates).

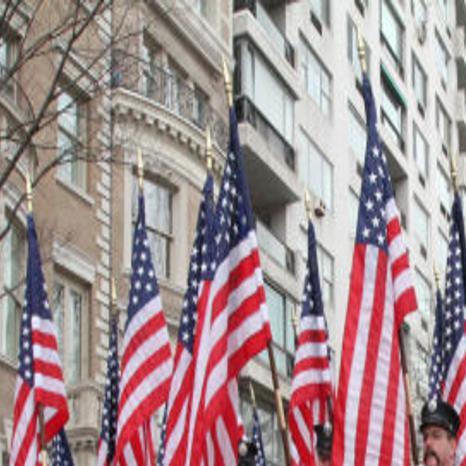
left=118, top=62, right=229, bottom=151
left=235, top=95, right=295, bottom=170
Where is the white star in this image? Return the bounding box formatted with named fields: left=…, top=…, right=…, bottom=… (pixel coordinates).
left=369, top=172, right=377, bottom=184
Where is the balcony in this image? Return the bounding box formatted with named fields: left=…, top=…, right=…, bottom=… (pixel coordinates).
left=256, top=219, right=295, bottom=275
left=457, top=89, right=466, bottom=153
left=234, top=0, right=295, bottom=68
left=454, top=28, right=466, bottom=88
left=116, top=62, right=228, bottom=152
left=235, top=96, right=300, bottom=208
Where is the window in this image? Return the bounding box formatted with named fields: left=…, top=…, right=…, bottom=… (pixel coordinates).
left=240, top=397, right=285, bottom=466
left=310, top=0, right=330, bottom=26
left=438, top=230, right=449, bottom=275
left=435, top=32, right=449, bottom=87
left=347, top=17, right=370, bottom=82
left=260, top=283, right=295, bottom=378
left=57, top=90, right=87, bottom=189
left=193, top=0, right=207, bottom=16
left=413, top=198, right=429, bottom=256
left=300, top=131, right=333, bottom=210
left=0, top=219, right=25, bottom=359
left=349, top=189, right=360, bottom=235
left=240, top=42, right=294, bottom=142
left=438, top=0, right=449, bottom=25
left=381, top=0, right=404, bottom=74
left=415, top=270, right=431, bottom=323
left=412, top=53, right=427, bottom=111
left=413, top=125, right=428, bottom=183
left=141, top=35, right=163, bottom=101
left=132, top=178, right=172, bottom=279
left=52, top=274, right=88, bottom=384
left=348, top=103, right=367, bottom=165
left=0, top=34, right=17, bottom=96
left=300, top=39, right=332, bottom=116
left=317, top=245, right=334, bottom=309
left=381, top=69, right=405, bottom=151
left=411, top=0, right=427, bottom=24
left=437, top=164, right=451, bottom=217
left=436, top=98, right=451, bottom=154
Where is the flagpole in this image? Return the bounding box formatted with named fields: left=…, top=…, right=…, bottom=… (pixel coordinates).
left=222, top=56, right=292, bottom=466
left=356, top=31, right=419, bottom=466
left=137, top=147, right=144, bottom=193
left=26, top=173, right=48, bottom=466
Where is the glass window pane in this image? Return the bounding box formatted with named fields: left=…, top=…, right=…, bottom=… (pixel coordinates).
left=413, top=126, right=428, bottom=178
left=382, top=1, right=402, bottom=60
left=264, top=283, right=285, bottom=345
left=413, top=199, right=429, bottom=248
left=52, top=283, right=65, bottom=364
left=437, top=165, right=451, bottom=209
left=69, top=290, right=82, bottom=383
left=348, top=105, right=367, bottom=164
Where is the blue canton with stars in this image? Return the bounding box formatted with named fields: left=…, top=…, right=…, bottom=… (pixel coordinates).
left=99, top=317, right=119, bottom=463
left=252, top=407, right=266, bottom=466
left=215, top=107, right=255, bottom=264
left=356, top=76, right=395, bottom=252
left=51, top=429, right=74, bottom=466
left=126, top=195, right=160, bottom=329
left=156, top=174, right=215, bottom=465
left=19, top=215, right=55, bottom=387
left=428, top=288, right=445, bottom=400
left=302, top=221, right=326, bottom=322
left=438, top=193, right=466, bottom=390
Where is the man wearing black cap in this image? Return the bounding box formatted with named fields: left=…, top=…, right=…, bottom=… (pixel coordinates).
left=314, top=424, right=332, bottom=466
left=420, top=399, right=460, bottom=466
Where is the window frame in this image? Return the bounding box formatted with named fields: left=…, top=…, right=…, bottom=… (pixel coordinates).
left=412, top=52, right=427, bottom=111
left=413, top=197, right=429, bottom=257
left=380, top=0, right=404, bottom=76
left=413, top=123, right=429, bottom=183
left=310, top=0, right=330, bottom=27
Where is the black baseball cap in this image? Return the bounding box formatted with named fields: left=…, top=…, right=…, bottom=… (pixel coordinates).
left=420, top=399, right=460, bottom=436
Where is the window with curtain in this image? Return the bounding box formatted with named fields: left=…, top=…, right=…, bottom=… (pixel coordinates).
left=317, top=245, right=334, bottom=310
left=132, top=177, right=172, bottom=279
left=258, top=282, right=296, bottom=378
left=348, top=103, right=367, bottom=165
left=413, top=198, right=429, bottom=255
left=412, top=53, right=427, bottom=110
left=300, top=38, right=332, bottom=117
left=381, top=70, right=405, bottom=151
left=52, top=275, right=88, bottom=384
left=436, top=98, right=451, bottom=153
left=300, top=130, right=333, bottom=211
left=57, top=90, right=87, bottom=189
left=435, top=32, right=449, bottom=86
left=310, top=0, right=330, bottom=26
left=381, top=0, right=404, bottom=74
left=413, top=124, right=428, bottom=182
left=415, top=270, right=432, bottom=323
left=437, top=164, right=451, bottom=216
left=0, top=219, right=25, bottom=359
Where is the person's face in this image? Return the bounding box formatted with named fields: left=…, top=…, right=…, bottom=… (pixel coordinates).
left=422, top=425, right=457, bottom=466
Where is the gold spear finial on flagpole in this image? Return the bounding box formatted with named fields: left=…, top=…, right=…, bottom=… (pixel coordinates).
left=26, top=172, right=33, bottom=213
left=357, top=27, right=367, bottom=75
left=450, top=153, right=458, bottom=193
left=137, top=147, right=144, bottom=192
left=222, top=56, right=233, bottom=108
left=304, top=190, right=312, bottom=221
left=206, top=125, right=213, bottom=172
left=434, top=263, right=441, bottom=290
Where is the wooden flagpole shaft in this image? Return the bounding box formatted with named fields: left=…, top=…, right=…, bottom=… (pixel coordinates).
left=398, top=329, right=420, bottom=465
left=38, top=404, right=48, bottom=466
left=266, top=343, right=291, bottom=466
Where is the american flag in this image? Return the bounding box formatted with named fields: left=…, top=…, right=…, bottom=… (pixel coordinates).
left=9, top=214, right=69, bottom=466
left=161, top=174, right=216, bottom=466
left=156, top=408, right=167, bottom=466
left=51, top=429, right=74, bottom=466
left=439, top=193, right=466, bottom=466
left=114, top=193, right=173, bottom=466
left=252, top=406, right=266, bottom=466
left=331, top=75, right=418, bottom=466
left=96, top=317, right=119, bottom=466
left=428, top=286, right=444, bottom=400
left=289, top=219, right=333, bottom=466
left=185, top=106, right=272, bottom=465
